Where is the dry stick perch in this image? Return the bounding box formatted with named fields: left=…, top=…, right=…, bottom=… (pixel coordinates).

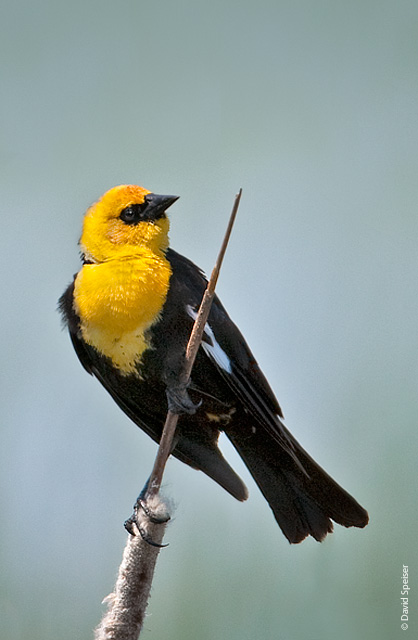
left=94, top=189, right=242, bottom=640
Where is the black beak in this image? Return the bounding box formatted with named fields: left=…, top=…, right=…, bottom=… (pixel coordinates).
left=144, top=193, right=179, bottom=219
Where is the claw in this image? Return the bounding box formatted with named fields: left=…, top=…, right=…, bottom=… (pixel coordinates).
left=124, top=517, right=169, bottom=547
left=137, top=526, right=169, bottom=548
left=137, top=497, right=171, bottom=524
left=124, top=516, right=137, bottom=536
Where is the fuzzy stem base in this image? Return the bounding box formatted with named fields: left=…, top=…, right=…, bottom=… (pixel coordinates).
left=94, top=495, right=170, bottom=640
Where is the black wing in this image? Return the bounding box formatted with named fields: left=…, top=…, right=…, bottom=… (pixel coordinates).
left=165, top=249, right=302, bottom=465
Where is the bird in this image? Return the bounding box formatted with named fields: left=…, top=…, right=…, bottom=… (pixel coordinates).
left=59, top=184, right=369, bottom=543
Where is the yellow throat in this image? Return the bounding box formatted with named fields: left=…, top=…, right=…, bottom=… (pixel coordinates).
left=72, top=185, right=172, bottom=375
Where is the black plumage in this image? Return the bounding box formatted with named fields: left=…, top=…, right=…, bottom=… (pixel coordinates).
left=59, top=247, right=368, bottom=543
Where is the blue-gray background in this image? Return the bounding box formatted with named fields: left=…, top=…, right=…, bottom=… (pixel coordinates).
left=1, top=1, right=416, bottom=638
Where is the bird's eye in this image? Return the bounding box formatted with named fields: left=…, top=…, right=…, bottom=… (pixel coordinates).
left=119, top=201, right=148, bottom=225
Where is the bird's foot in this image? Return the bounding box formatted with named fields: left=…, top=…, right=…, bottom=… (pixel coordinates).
left=124, top=480, right=170, bottom=547
left=166, top=383, right=202, bottom=415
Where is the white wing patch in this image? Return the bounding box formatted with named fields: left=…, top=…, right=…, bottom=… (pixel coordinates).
left=186, top=305, right=232, bottom=373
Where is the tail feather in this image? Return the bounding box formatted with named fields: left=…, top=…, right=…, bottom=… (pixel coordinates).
left=174, top=434, right=249, bottom=502
left=226, top=421, right=368, bottom=543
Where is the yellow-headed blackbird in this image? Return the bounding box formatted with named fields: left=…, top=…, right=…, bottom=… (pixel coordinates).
left=59, top=185, right=368, bottom=543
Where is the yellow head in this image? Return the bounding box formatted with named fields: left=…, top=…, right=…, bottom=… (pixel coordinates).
left=79, top=185, right=178, bottom=262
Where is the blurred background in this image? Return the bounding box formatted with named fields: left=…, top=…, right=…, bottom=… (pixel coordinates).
left=1, top=1, right=417, bottom=638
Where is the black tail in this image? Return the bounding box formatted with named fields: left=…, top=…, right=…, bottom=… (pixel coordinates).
left=226, top=420, right=369, bottom=543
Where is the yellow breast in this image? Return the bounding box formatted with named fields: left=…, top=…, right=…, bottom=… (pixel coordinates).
left=73, top=252, right=171, bottom=374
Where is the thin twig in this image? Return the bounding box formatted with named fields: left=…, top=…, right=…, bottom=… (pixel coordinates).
left=146, top=188, right=242, bottom=500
